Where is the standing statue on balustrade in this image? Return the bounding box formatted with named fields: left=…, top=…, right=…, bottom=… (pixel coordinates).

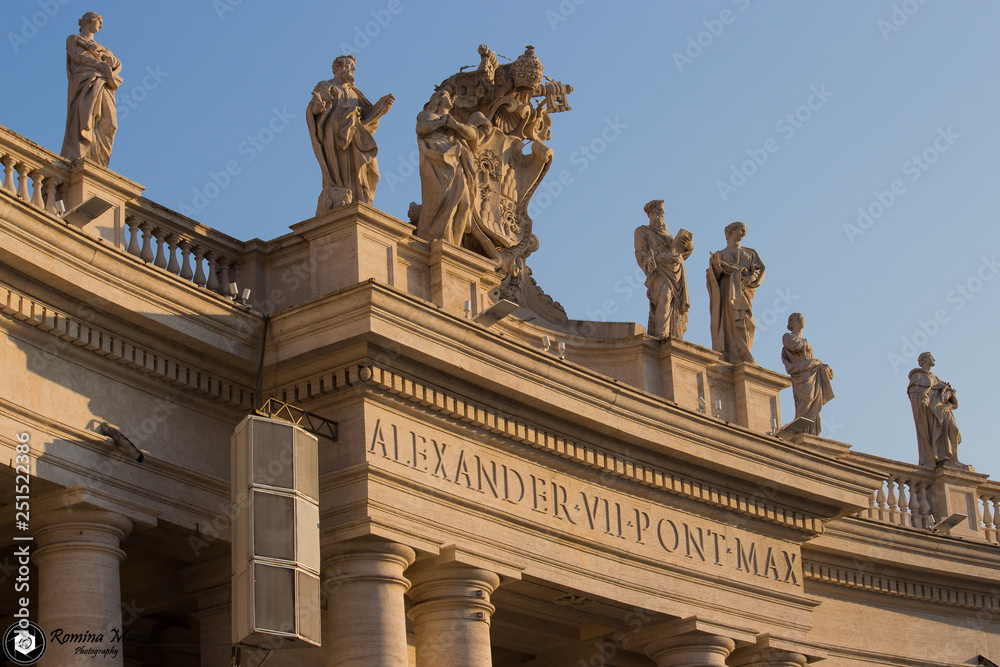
left=307, top=55, right=394, bottom=215
left=908, top=352, right=964, bottom=468
left=781, top=313, right=834, bottom=435
left=634, top=199, right=693, bottom=339
left=707, top=222, right=765, bottom=364
left=61, top=12, right=122, bottom=167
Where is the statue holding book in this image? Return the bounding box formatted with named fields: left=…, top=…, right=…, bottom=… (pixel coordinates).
left=307, top=55, right=394, bottom=214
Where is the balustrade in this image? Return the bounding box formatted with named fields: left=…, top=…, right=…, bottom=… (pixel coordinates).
left=122, top=211, right=243, bottom=297
left=0, top=131, right=69, bottom=217
left=851, top=456, right=936, bottom=531
left=978, top=482, right=1000, bottom=544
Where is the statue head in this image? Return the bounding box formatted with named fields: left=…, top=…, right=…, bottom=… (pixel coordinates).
left=917, top=351, right=935, bottom=369
left=643, top=199, right=664, bottom=218
left=724, top=221, right=747, bottom=241
left=424, top=88, right=453, bottom=113
left=787, top=312, right=804, bottom=331
left=78, top=11, right=102, bottom=31
left=331, top=55, right=357, bottom=81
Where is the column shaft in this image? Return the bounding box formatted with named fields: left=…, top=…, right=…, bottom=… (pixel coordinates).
left=322, top=538, right=415, bottom=667
left=406, top=562, right=500, bottom=667
left=33, top=508, right=132, bottom=667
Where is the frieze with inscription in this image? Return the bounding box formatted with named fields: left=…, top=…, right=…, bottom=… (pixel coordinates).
left=368, top=414, right=802, bottom=590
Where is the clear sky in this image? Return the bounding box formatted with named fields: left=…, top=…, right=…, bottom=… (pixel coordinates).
left=4, top=1, right=999, bottom=476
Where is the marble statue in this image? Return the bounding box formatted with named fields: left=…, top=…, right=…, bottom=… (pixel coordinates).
left=415, top=90, right=492, bottom=245
left=61, top=12, right=122, bottom=167
left=908, top=352, right=963, bottom=468
left=634, top=200, right=693, bottom=339
left=308, top=55, right=394, bottom=215
left=410, top=45, right=574, bottom=323
left=781, top=313, right=834, bottom=435
left=707, top=222, right=765, bottom=364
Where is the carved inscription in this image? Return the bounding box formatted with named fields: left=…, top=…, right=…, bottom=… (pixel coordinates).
left=368, top=416, right=802, bottom=589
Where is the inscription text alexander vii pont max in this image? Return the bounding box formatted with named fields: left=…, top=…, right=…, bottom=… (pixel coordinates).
left=369, top=417, right=801, bottom=588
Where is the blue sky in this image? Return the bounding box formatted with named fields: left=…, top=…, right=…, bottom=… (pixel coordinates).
left=5, top=0, right=999, bottom=475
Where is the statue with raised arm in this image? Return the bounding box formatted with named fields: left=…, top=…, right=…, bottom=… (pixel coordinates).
left=908, top=352, right=963, bottom=468
left=707, top=221, right=765, bottom=364
left=781, top=313, right=834, bottom=435
left=634, top=199, right=693, bottom=338
left=307, top=55, right=394, bottom=215
left=61, top=12, right=122, bottom=167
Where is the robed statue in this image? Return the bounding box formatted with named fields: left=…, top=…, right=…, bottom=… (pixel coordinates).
left=707, top=221, right=765, bottom=364
left=634, top=199, right=693, bottom=338
left=907, top=352, right=963, bottom=468
left=61, top=12, right=122, bottom=167
left=307, top=55, right=394, bottom=215
left=781, top=313, right=834, bottom=435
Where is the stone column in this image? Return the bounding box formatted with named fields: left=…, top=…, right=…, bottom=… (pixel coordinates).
left=322, top=537, right=415, bottom=667
left=406, top=561, right=500, bottom=667
left=33, top=507, right=133, bottom=667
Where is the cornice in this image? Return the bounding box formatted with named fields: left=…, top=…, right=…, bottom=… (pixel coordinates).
left=802, top=558, right=999, bottom=612
left=1, top=281, right=254, bottom=410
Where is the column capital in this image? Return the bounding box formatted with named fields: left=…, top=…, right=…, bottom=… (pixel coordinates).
left=406, top=560, right=500, bottom=625
left=623, top=617, right=756, bottom=667
left=729, top=634, right=826, bottom=667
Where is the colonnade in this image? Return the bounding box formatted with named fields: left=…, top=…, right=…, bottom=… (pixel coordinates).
left=31, top=516, right=811, bottom=667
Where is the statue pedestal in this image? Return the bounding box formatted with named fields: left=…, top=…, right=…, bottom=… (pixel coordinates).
left=428, top=239, right=501, bottom=319
left=658, top=338, right=789, bottom=433
left=929, top=464, right=988, bottom=540
left=64, top=158, right=144, bottom=248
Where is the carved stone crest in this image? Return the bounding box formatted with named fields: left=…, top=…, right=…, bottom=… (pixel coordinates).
left=412, top=45, right=573, bottom=323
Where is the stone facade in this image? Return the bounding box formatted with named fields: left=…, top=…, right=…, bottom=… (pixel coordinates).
left=1, top=122, right=999, bottom=666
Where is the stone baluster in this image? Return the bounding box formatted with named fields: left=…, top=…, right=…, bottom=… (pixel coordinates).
left=908, top=480, right=922, bottom=528
left=876, top=481, right=888, bottom=522
left=322, top=537, right=415, bottom=666
left=193, top=246, right=207, bottom=287
left=887, top=477, right=900, bottom=525
left=918, top=481, right=934, bottom=526
left=29, top=169, right=45, bottom=208
left=179, top=240, right=194, bottom=281
left=218, top=258, right=232, bottom=295
left=166, top=234, right=181, bottom=275
left=205, top=251, right=221, bottom=292
left=15, top=161, right=31, bottom=201
left=897, top=478, right=911, bottom=526
left=125, top=216, right=142, bottom=257
left=138, top=222, right=155, bottom=263
left=152, top=228, right=168, bottom=269
left=981, top=495, right=995, bottom=542
left=1, top=155, right=14, bottom=193
left=406, top=561, right=501, bottom=667
left=44, top=175, right=59, bottom=213
left=992, top=498, right=1000, bottom=543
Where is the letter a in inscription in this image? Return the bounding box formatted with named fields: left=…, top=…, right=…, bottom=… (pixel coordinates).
left=369, top=419, right=389, bottom=457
